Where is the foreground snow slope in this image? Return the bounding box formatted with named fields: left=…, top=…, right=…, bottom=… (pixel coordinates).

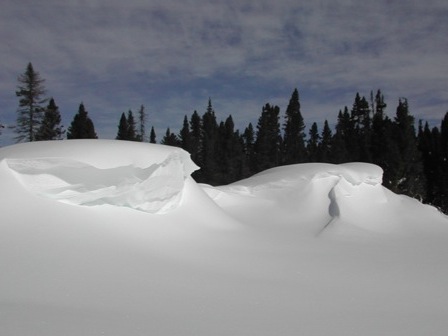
left=1, top=140, right=448, bottom=336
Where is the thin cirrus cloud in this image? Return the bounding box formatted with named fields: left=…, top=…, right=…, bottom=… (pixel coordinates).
left=0, top=0, right=447, bottom=144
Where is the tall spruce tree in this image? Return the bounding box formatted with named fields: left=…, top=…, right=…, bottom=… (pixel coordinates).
left=216, top=115, right=243, bottom=184
left=318, top=120, right=332, bottom=162
left=161, top=128, right=180, bottom=146
left=67, top=103, right=98, bottom=139
left=15, top=62, right=48, bottom=142
left=126, top=110, right=137, bottom=141
left=437, top=112, right=448, bottom=211
left=307, top=122, right=320, bottom=162
left=149, top=126, right=156, bottom=144
left=370, top=92, right=399, bottom=188
left=116, top=110, right=137, bottom=141
left=136, top=105, right=146, bottom=142
left=283, top=88, right=306, bottom=164
left=390, top=98, right=424, bottom=198
left=255, top=103, right=281, bottom=172
left=189, top=110, right=202, bottom=167
left=331, top=108, right=351, bottom=163
left=116, top=112, right=129, bottom=140
left=35, top=98, right=65, bottom=140
left=350, top=93, right=372, bottom=161
left=242, top=123, right=256, bottom=177
left=198, top=99, right=219, bottom=184
left=418, top=122, right=441, bottom=207
left=179, top=115, right=191, bottom=153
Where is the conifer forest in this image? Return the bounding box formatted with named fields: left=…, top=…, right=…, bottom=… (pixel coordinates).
left=5, top=63, right=448, bottom=214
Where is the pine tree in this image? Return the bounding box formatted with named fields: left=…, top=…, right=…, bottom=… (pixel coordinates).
left=438, top=112, right=448, bottom=211
left=390, top=98, right=424, bottom=198
left=126, top=110, right=137, bottom=141
left=35, top=98, right=65, bottom=140
left=370, top=92, right=399, bottom=188
left=216, top=115, right=243, bottom=184
left=350, top=93, right=372, bottom=161
left=254, top=103, right=281, bottom=172
left=179, top=115, right=191, bottom=152
left=115, top=110, right=137, bottom=141
left=331, top=108, right=351, bottom=163
left=116, top=112, right=129, bottom=140
left=149, top=126, right=156, bottom=144
left=318, top=120, right=332, bottom=162
left=136, top=105, right=146, bottom=142
left=67, top=103, right=98, bottom=139
left=242, top=123, right=256, bottom=177
left=282, top=88, right=306, bottom=164
left=15, top=62, right=48, bottom=142
left=198, top=99, right=219, bottom=184
left=189, top=110, right=202, bottom=167
left=418, top=122, right=441, bottom=206
left=161, top=128, right=180, bottom=146
left=307, top=122, right=320, bottom=162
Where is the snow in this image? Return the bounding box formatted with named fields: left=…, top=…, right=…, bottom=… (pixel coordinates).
left=4, top=143, right=197, bottom=213
left=1, top=139, right=448, bottom=336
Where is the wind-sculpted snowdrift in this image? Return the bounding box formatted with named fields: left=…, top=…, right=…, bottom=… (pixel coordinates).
left=1, top=140, right=198, bottom=214
left=206, top=162, right=447, bottom=235
left=1, top=140, right=448, bottom=336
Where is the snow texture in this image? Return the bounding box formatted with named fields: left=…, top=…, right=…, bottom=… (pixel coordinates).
left=1, top=140, right=448, bottom=336
left=3, top=140, right=198, bottom=213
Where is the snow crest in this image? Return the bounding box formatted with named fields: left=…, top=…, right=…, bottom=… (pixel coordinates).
left=208, top=162, right=393, bottom=234
left=2, top=140, right=198, bottom=214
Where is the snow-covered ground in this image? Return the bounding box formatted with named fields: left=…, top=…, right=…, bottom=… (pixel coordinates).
left=1, top=140, right=448, bottom=336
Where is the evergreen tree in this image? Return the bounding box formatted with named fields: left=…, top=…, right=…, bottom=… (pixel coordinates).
left=242, top=123, right=256, bottom=177
left=136, top=105, right=146, bottom=142
left=282, top=88, right=306, bottom=164
left=149, top=126, right=156, bottom=144
left=116, top=112, right=129, bottom=140
left=374, top=89, right=387, bottom=118
left=179, top=115, right=191, bottom=153
left=15, top=62, right=48, bottom=142
left=189, top=110, right=202, bottom=167
left=307, top=122, right=320, bottom=162
left=318, top=120, right=332, bottom=162
left=116, top=110, right=138, bottom=141
left=370, top=93, right=399, bottom=188
left=350, top=93, right=371, bottom=161
left=435, top=112, right=448, bottom=212
left=35, top=98, right=65, bottom=140
left=67, top=103, right=98, bottom=139
left=390, top=98, right=424, bottom=198
left=254, top=103, right=281, bottom=172
left=418, top=122, right=442, bottom=207
left=198, top=99, right=219, bottom=184
left=126, top=110, right=137, bottom=141
left=161, top=128, right=180, bottom=146
left=216, top=115, right=243, bottom=184
left=331, top=108, right=351, bottom=163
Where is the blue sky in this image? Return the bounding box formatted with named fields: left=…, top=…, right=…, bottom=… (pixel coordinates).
left=1, top=0, right=447, bottom=145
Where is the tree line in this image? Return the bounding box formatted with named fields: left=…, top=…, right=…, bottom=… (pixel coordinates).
left=6, top=62, right=448, bottom=213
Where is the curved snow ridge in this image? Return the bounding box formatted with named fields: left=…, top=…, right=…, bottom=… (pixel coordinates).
left=234, top=162, right=383, bottom=191
left=1, top=140, right=199, bottom=214
left=317, top=163, right=383, bottom=186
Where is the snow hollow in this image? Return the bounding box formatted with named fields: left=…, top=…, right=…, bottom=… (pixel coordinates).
left=1, top=140, right=448, bottom=336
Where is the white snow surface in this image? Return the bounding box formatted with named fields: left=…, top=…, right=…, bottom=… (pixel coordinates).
left=1, top=140, right=448, bottom=336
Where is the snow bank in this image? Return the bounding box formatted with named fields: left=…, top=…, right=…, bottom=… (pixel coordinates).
left=0, top=140, right=198, bottom=213
left=1, top=140, right=448, bottom=336
left=208, top=162, right=448, bottom=236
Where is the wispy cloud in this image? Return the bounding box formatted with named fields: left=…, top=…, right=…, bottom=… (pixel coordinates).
left=0, top=0, right=447, bottom=145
